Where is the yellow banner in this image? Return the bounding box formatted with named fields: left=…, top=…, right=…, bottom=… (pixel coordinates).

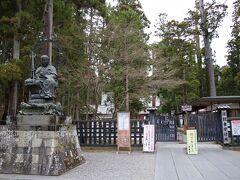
left=187, top=130, right=198, bottom=154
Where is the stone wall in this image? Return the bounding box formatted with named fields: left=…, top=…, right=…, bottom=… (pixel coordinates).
left=0, top=124, right=85, bottom=175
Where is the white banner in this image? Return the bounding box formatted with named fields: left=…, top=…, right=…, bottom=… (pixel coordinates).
left=143, top=125, right=155, bottom=152
left=231, top=120, right=240, bottom=136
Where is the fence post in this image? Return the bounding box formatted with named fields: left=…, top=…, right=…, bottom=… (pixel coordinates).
left=147, top=108, right=157, bottom=125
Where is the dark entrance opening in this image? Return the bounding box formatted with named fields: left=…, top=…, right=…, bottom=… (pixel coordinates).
left=155, top=116, right=177, bottom=142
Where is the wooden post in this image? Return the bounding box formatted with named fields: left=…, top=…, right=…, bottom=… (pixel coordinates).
left=42, top=0, right=53, bottom=64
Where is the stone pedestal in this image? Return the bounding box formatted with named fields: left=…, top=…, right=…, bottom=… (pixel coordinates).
left=0, top=115, right=85, bottom=176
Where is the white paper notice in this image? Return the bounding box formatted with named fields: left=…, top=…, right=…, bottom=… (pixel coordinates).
left=231, top=120, right=240, bottom=136
left=118, top=112, right=130, bottom=130
left=143, top=125, right=155, bottom=152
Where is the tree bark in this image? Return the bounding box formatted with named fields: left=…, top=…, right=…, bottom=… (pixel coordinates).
left=42, top=0, right=53, bottom=63
left=76, top=92, right=80, bottom=120
left=204, top=35, right=216, bottom=96
left=125, top=72, right=129, bottom=111
left=194, top=17, right=204, bottom=97
left=8, top=81, right=18, bottom=116
left=199, top=0, right=216, bottom=96
left=8, top=1, right=21, bottom=117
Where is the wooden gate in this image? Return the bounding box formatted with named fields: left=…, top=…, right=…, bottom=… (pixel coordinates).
left=188, top=112, right=222, bottom=142
left=155, top=116, right=177, bottom=142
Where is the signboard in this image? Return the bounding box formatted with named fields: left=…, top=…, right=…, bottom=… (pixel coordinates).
left=143, top=125, right=155, bottom=152
left=117, top=112, right=131, bottom=153
left=231, top=120, right=240, bottom=136
left=221, top=110, right=230, bottom=144
left=181, top=105, right=192, bottom=112
left=118, top=112, right=130, bottom=130
left=187, top=129, right=198, bottom=154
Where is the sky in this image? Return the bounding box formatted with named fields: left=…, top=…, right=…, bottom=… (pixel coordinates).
left=106, top=0, right=234, bottom=67
left=139, top=0, right=234, bottom=67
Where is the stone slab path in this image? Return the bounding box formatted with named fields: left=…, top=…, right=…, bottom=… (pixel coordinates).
left=154, top=142, right=240, bottom=180
left=0, top=150, right=155, bottom=180
left=1, top=142, right=240, bottom=180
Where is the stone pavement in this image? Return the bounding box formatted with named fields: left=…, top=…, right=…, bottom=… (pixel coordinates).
left=0, top=150, right=155, bottom=180
left=1, top=142, right=240, bottom=180
left=155, top=142, right=240, bottom=180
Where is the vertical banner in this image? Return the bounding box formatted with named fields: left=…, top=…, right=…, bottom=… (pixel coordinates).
left=117, top=112, right=131, bottom=153
left=187, top=129, right=198, bottom=155
left=221, top=110, right=230, bottom=144
left=143, top=125, right=155, bottom=152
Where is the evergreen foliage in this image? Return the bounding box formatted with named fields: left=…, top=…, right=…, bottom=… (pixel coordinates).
left=0, top=0, right=238, bottom=118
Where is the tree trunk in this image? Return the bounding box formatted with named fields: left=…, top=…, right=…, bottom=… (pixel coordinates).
left=199, top=0, right=216, bottom=96
left=204, top=35, right=216, bottom=96
left=67, top=89, right=70, bottom=115
left=42, top=0, right=53, bottom=63
left=1, top=91, right=9, bottom=121
left=61, top=96, right=65, bottom=113
left=125, top=72, right=129, bottom=111
left=194, top=20, right=204, bottom=97
left=8, top=1, right=21, bottom=117
left=85, top=7, right=95, bottom=120
left=8, top=81, right=18, bottom=116
left=76, top=92, right=80, bottom=120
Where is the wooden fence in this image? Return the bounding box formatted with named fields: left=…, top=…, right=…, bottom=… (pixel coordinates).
left=188, top=112, right=222, bottom=142
left=73, top=119, right=148, bottom=147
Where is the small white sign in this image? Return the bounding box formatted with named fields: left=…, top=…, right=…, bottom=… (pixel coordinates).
left=181, top=105, right=192, bottom=112
left=118, top=112, right=130, bottom=130
left=231, top=120, right=240, bottom=136
left=143, top=125, right=155, bottom=152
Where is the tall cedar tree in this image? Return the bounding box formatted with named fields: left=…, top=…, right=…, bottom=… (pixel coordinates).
left=102, top=7, right=149, bottom=114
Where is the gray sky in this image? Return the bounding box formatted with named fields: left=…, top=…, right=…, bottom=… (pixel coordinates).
left=106, top=0, right=234, bottom=67
left=139, top=0, right=234, bottom=67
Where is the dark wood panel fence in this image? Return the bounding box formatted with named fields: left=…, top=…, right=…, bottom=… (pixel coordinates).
left=73, top=119, right=148, bottom=147
left=155, top=116, right=177, bottom=142
left=189, top=112, right=221, bottom=142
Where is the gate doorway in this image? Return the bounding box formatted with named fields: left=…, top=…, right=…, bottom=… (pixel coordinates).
left=155, top=116, right=177, bottom=142
left=188, top=112, right=222, bottom=142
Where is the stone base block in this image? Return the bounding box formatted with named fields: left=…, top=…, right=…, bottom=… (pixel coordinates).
left=16, top=115, right=71, bottom=126
left=0, top=124, right=85, bottom=176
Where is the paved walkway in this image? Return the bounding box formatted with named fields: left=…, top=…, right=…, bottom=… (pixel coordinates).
left=155, top=142, right=240, bottom=180
left=0, top=150, right=155, bottom=180
left=1, top=142, right=240, bottom=180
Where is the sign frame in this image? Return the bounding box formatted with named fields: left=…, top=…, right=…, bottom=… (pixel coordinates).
left=117, top=112, right=131, bottom=153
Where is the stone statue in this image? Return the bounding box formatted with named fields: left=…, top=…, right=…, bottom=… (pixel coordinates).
left=25, top=55, right=57, bottom=100
left=20, top=55, right=62, bottom=115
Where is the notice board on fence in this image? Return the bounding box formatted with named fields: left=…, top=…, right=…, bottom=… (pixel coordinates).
left=187, top=129, right=198, bottom=155
left=231, top=120, right=240, bottom=136
left=117, top=112, right=131, bottom=153
left=143, top=125, right=155, bottom=152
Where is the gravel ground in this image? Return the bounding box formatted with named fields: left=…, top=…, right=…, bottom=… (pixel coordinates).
left=0, top=151, right=155, bottom=180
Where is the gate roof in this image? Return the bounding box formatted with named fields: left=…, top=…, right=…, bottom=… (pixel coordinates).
left=191, top=96, right=240, bottom=111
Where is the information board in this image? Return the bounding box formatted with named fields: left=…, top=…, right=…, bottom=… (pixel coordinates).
left=231, top=120, right=240, bottom=136
left=187, top=129, right=198, bottom=155
left=117, top=112, right=131, bottom=153
left=181, top=105, right=192, bottom=112
left=143, top=125, right=155, bottom=152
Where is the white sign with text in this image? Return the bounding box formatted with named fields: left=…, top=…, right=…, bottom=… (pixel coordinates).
left=143, top=125, right=155, bottom=152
